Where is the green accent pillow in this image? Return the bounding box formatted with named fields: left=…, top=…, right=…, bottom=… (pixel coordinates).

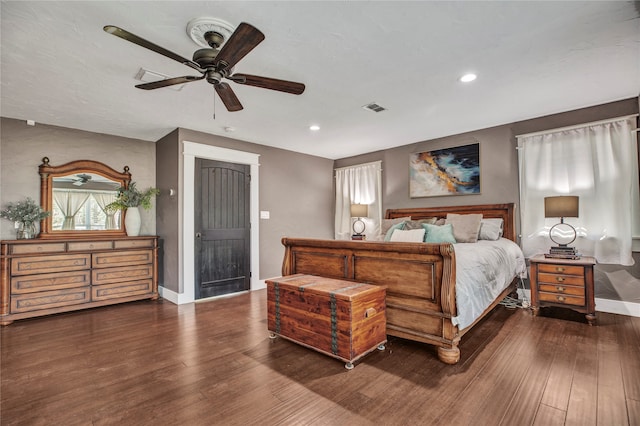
left=384, top=222, right=406, bottom=241
left=422, top=223, right=457, bottom=244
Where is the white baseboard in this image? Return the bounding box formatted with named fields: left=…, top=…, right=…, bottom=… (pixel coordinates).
left=519, top=289, right=640, bottom=318
left=159, top=279, right=266, bottom=305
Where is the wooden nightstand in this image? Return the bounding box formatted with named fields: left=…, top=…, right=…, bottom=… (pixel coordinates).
left=529, top=254, right=596, bottom=325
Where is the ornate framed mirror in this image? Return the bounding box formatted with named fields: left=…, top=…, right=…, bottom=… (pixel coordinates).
left=38, top=157, right=131, bottom=238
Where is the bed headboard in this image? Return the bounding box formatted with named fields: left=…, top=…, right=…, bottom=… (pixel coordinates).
left=385, top=203, right=516, bottom=242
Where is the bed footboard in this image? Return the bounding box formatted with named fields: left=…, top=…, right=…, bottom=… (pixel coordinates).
left=281, top=237, right=461, bottom=363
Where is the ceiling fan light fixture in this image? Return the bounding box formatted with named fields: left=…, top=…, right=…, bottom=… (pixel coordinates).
left=187, top=17, right=235, bottom=48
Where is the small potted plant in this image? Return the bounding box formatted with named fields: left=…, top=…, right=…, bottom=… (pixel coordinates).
left=0, top=197, right=51, bottom=239
left=106, top=182, right=159, bottom=236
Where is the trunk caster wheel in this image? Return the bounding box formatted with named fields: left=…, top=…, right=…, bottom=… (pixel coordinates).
left=345, top=362, right=354, bottom=370
left=377, top=344, right=385, bottom=351
left=268, top=332, right=277, bottom=339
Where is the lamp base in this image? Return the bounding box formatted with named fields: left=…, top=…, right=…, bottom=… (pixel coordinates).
left=546, top=245, right=581, bottom=259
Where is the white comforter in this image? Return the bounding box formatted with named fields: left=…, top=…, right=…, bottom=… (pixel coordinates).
left=452, top=238, right=527, bottom=330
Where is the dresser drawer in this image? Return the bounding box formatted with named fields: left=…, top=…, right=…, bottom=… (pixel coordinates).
left=538, top=283, right=585, bottom=297
left=91, top=279, right=153, bottom=301
left=539, top=291, right=585, bottom=307
left=92, top=250, right=153, bottom=268
left=11, top=288, right=90, bottom=313
left=92, top=264, right=154, bottom=285
left=11, top=254, right=91, bottom=276
left=67, top=241, right=113, bottom=251
left=11, top=270, right=91, bottom=294
left=538, top=272, right=585, bottom=286
left=538, top=264, right=584, bottom=276
left=114, top=239, right=155, bottom=249
left=10, top=242, right=66, bottom=255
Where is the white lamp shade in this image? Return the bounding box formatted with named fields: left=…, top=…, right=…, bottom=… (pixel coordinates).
left=350, top=204, right=368, bottom=218
left=544, top=196, right=579, bottom=218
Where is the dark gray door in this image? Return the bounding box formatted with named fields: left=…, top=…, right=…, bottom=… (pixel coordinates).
left=195, top=158, right=250, bottom=299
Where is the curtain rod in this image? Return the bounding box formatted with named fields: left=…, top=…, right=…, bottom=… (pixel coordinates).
left=334, top=160, right=382, bottom=172
left=515, top=114, right=639, bottom=139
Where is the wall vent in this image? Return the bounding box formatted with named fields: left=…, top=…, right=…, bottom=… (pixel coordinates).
left=135, top=68, right=185, bottom=91
left=362, top=102, right=386, bottom=113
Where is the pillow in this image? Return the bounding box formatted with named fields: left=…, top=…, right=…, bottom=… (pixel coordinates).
left=478, top=218, right=504, bottom=241
left=381, top=216, right=411, bottom=235
left=389, top=228, right=426, bottom=242
left=435, top=218, right=446, bottom=226
left=445, top=213, right=483, bottom=243
left=404, top=218, right=438, bottom=230
left=384, top=221, right=406, bottom=241
left=422, top=223, right=457, bottom=244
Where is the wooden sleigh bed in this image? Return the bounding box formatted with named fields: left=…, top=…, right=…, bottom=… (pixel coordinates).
left=281, top=203, right=521, bottom=364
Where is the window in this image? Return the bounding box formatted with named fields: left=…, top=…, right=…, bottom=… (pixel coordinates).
left=517, top=116, right=639, bottom=265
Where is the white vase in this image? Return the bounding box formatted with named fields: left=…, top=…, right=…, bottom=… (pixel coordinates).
left=124, top=207, right=141, bottom=237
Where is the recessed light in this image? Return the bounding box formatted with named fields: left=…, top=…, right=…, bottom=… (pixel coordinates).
left=309, top=125, right=320, bottom=131
left=460, top=73, right=477, bottom=83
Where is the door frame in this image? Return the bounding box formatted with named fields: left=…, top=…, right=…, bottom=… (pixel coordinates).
left=180, top=141, right=260, bottom=304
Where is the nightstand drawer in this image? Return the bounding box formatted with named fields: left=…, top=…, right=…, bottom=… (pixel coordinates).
left=539, top=291, right=585, bottom=306
left=539, top=283, right=585, bottom=297
left=538, top=272, right=585, bottom=286
left=538, top=264, right=584, bottom=276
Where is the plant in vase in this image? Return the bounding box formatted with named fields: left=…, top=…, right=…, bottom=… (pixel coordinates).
left=0, top=197, right=51, bottom=239
left=106, top=182, right=159, bottom=236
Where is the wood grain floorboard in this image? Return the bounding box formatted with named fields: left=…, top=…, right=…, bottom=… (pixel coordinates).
left=1, top=290, right=637, bottom=425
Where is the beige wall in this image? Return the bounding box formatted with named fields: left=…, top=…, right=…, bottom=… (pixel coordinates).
left=0, top=118, right=156, bottom=240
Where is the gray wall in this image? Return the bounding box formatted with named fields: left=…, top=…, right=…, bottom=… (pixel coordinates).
left=154, top=128, right=334, bottom=292
left=334, top=98, right=640, bottom=303
left=0, top=118, right=156, bottom=240
left=155, top=129, right=180, bottom=290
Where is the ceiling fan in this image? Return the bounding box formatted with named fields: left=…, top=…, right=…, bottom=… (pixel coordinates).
left=73, top=174, right=92, bottom=186
left=103, top=22, right=305, bottom=112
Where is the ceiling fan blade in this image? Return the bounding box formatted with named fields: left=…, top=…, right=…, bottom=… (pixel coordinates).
left=229, top=73, right=305, bottom=95
left=103, top=25, right=203, bottom=72
left=215, top=83, right=243, bottom=112
left=135, top=75, right=204, bottom=90
left=214, top=22, right=265, bottom=71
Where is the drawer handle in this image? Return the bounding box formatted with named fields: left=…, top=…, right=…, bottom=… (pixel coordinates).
left=556, top=296, right=565, bottom=302
left=556, top=267, right=565, bottom=272
left=556, top=277, right=565, bottom=283
left=556, top=286, right=565, bottom=292
left=365, top=307, right=377, bottom=318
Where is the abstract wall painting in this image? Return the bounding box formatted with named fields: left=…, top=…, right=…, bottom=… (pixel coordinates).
left=409, top=143, right=480, bottom=198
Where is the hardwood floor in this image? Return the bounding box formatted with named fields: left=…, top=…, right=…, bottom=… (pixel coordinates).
left=1, top=290, right=638, bottom=425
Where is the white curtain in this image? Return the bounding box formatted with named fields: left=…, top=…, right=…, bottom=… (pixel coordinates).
left=335, top=161, right=383, bottom=240
left=518, top=116, right=639, bottom=265
left=53, top=190, right=90, bottom=230
left=93, top=192, right=118, bottom=230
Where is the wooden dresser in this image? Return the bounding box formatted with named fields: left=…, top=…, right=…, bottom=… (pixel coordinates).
left=529, top=254, right=596, bottom=325
left=0, top=236, right=158, bottom=325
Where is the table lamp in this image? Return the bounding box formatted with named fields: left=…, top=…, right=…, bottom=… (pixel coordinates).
left=350, top=204, right=368, bottom=238
left=544, top=196, right=579, bottom=248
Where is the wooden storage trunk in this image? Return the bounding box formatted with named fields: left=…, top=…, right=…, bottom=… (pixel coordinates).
left=266, top=274, right=386, bottom=369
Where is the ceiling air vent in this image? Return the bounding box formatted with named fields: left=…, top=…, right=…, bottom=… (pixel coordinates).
left=362, top=102, right=386, bottom=113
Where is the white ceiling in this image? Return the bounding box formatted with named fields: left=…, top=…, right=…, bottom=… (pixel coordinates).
left=1, top=1, right=638, bottom=160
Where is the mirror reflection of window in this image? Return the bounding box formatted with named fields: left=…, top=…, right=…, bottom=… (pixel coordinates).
left=52, top=190, right=122, bottom=231
left=51, top=172, right=122, bottom=231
